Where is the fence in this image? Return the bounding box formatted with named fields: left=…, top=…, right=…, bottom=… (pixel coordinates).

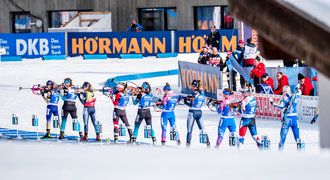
left=217, top=89, right=318, bottom=122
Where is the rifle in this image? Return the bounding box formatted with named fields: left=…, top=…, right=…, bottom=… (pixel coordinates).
left=19, top=84, right=45, bottom=95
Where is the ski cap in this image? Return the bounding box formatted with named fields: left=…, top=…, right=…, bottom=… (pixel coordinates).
left=163, top=83, right=171, bottom=91
left=64, top=78, right=72, bottom=85
left=223, top=88, right=232, bottom=95
left=46, top=80, right=53, bottom=86
left=82, top=82, right=91, bottom=89
left=191, top=80, right=201, bottom=88
left=142, top=82, right=150, bottom=91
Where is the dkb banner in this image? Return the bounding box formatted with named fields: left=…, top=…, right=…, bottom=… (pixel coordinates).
left=175, top=29, right=238, bottom=53
left=67, top=31, right=171, bottom=58
left=0, top=33, right=65, bottom=58
left=179, top=61, right=222, bottom=99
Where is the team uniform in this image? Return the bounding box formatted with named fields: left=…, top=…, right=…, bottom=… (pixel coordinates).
left=238, top=95, right=261, bottom=147
left=272, top=92, right=301, bottom=150
left=78, top=90, right=100, bottom=140
left=216, top=97, right=236, bottom=146
left=132, top=87, right=156, bottom=143
left=60, top=84, right=83, bottom=139
left=41, top=83, right=61, bottom=138
left=160, top=90, right=180, bottom=144
left=112, top=91, right=133, bottom=142
left=186, top=89, right=210, bottom=146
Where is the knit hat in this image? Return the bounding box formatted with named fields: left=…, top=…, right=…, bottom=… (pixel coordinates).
left=298, top=73, right=305, bottom=80
left=239, top=40, right=244, bottom=44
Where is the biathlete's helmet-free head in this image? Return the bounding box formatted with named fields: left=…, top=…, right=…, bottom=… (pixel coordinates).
left=46, top=80, right=54, bottom=87
left=163, top=82, right=171, bottom=91
left=141, top=82, right=151, bottom=92
left=64, top=78, right=72, bottom=86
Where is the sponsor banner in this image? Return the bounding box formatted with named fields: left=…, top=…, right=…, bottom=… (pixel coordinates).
left=67, top=31, right=171, bottom=58
left=179, top=61, right=222, bottom=99
left=175, top=29, right=238, bottom=53
left=0, top=33, right=65, bottom=58
left=298, top=95, right=318, bottom=122
left=217, top=89, right=318, bottom=122
left=217, top=90, right=282, bottom=120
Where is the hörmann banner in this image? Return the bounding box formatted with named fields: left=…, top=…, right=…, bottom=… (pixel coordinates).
left=67, top=29, right=238, bottom=58
left=67, top=31, right=172, bottom=58
left=179, top=61, right=222, bottom=99
left=0, top=33, right=65, bottom=59
left=175, top=29, right=238, bottom=53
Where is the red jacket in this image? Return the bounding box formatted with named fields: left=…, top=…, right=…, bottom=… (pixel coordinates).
left=274, top=75, right=289, bottom=94
left=250, top=63, right=265, bottom=78
left=301, top=77, right=314, bottom=96
left=262, top=77, right=274, bottom=90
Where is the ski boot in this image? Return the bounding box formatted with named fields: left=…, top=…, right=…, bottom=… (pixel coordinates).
left=177, top=139, right=181, bottom=146
left=79, top=132, right=84, bottom=139
left=206, top=141, right=211, bottom=148
left=80, top=133, right=88, bottom=142
left=114, top=135, right=119, bottom=144
left=96, top=133, right=101, bottom=142
left=161, top=140, right=166, bottom=146
left=152, top=137, right=157, bottom=145
left=42, top=129, right=51, bottom=139
left=186, top=143, right=191, bottom=148
left=59, top=131, right=65, bottom=140
left=127, top=136, right=133, bottom=144
left=131, top=137, right=137, bottom=145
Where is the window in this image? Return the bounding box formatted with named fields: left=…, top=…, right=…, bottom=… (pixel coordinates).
left=138, top=8, right=177, bottom=31
left=11, top=11, right=31, bottom=33
left=194, top=6, right=235, bottom=30
left=48, top=10, right=92, bottom=28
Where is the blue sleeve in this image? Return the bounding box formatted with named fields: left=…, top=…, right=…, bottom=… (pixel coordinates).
left=137, top=23, right=143, bottom=31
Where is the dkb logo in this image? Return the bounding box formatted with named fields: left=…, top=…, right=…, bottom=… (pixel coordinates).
left=16, top=39, right=49, bottom=56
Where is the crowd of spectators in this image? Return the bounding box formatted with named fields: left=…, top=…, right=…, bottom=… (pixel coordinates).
left=197, top=26, right=316, bottom=96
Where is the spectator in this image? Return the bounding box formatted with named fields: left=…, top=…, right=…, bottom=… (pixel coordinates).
left=209, top=47, right=223, bottom=68
left=250, top=57, right=265, bottom=93
left=128, top=20, right=143, bottom=32
left=198, top=46, right=211, bottom=65
left=298, top=73, right=314, bottom=96
left=243, top=38, right=257, bottom=67
left=274, top=72, right=289, bottom=95
left=232, top=39, right=245, bottom=88
left=224, top=52, right=236, bottom=91
left=261, top=73, right=274, bottom=90
left=206, top=26, right=220, bottom=50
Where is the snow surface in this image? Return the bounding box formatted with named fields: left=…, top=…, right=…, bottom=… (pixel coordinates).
left=0, top=56, right=328, bottom=180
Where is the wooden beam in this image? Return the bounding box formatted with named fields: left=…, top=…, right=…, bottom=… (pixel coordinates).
left=229, top=0, right=330, bottom=77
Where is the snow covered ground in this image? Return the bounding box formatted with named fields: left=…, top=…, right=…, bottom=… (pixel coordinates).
left=0, top=57, right=328, bottom=180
